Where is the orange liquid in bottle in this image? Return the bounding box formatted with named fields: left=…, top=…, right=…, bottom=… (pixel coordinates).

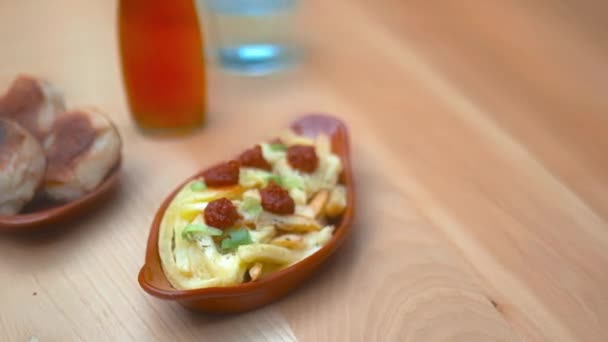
left=119, top=0, right=206, bottom=132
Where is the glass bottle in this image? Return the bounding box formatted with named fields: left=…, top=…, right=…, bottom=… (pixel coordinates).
left=119, top=0, right=206, bottom=133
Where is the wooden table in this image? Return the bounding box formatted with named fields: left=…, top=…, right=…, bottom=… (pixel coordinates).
left=1, top=0, right=607, bottom=341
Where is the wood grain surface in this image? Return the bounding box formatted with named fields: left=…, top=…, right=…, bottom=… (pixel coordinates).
left=1, top=0, right=607, bottom=341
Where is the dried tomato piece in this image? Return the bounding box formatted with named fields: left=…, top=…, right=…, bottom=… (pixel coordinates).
left=202, top=160, right=240, bottom=187
left=287, top=145, right=318, bottom=173
left=238, top=145, right=271, bottom=171
left=204, top=198, right=239, bottom=229
left=260, top=182, right=295, bottom=215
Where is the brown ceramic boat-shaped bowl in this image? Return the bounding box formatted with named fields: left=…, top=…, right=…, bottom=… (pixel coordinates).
left=0, top=159, right=121, bottom=233
left=138, top=114, right=354, bottom=313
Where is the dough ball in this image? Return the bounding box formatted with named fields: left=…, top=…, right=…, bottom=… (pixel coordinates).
left=0, top=75, right=65, bottom=139
left=0, top=118, right=46, bottom=214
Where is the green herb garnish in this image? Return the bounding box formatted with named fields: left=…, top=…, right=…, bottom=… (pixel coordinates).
left=182, top=223, right=222, bottom=241
left=241, top=197, right=263, bottom=216
left=280, top=174, right=303, bottom=190
left=268, top=143, right=287, bottom=152
left=190, top=181, right=207, bottom=192
left=221, top=228, right=253, bottom=251
left=266, top=174, right=283, bottom=185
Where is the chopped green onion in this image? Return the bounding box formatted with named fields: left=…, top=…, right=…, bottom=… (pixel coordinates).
left=268, top=143, right=287, bottom=152
left=281, top=175, right=303, bottom=190
left=190, top=181, right=207, bottom=192
left=266, top=174, right=283, bottom=185
left=221, top=228, right=253, bottom=251
left=230, top=228, right=253, bottom=243
left=239, top=168, right=288, bottom=188
left=220, top=238, right=237, bottom=251
left=242, top=197, right=262, bottom=216
left=240, top=169, right=273, bottom=186
left=182, top=223, right=222, bottom=241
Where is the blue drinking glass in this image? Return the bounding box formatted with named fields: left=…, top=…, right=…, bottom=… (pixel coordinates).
left=202, top=0, right=300, bottom=75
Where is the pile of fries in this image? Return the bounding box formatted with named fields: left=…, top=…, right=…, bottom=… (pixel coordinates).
left=158, top=132, right=347, bottom=290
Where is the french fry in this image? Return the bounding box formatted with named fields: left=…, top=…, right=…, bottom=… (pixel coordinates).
left=295, top=204, right=315, bottom=218
left=280, top=130, right=315, bottom=146
left=325, top=185, right=346, bottom=217
left=308, top=190, right=329, bottom=218
left=242, top=188, right=261, bottom=201
left=248, top=262, right=263, bottom=281
left=290, top=188, right=307, bottom=205
left=315, top=134, right=332, bottom=160
left=303, top=225, right=335, bottom=248
left=249, top=225, right=277, bottom=243
left=176, top=184, right=245, bottom=204
left=258, top=212, right=321, bottom=232
left=271, top=234, right=306, bottom=249
left=177, top=202, right=208, bottom=220
left=320, top=155, right=342, bottom=187
left=238, top=244, right=295, bottom=265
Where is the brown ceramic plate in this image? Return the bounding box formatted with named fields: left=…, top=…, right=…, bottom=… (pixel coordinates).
left=138, top=114, right=354, bottom=313
left=0, top=159, right=121, bottom=233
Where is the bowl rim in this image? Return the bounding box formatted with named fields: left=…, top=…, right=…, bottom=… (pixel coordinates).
left=138, top=114, right=354, bottom=300
left=0, top=158, right=122, bottom=232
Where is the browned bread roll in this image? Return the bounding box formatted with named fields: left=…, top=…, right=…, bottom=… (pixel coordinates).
left=43, top=108, right=121, bottom=201
left=0, top=75, right=65, bottom=139
left=0, top=118, right=46, bottom=214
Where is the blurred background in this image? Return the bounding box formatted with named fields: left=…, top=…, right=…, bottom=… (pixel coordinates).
left=2, top=0, right=608, bottom=340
